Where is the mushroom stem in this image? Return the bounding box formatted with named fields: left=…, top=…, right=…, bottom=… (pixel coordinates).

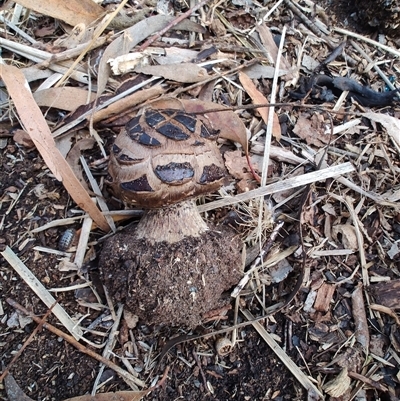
left=135, top=200, right=208, bottom=244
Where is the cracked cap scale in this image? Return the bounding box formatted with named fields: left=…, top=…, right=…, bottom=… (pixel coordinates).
left=106, top=108, right=226, bottom=208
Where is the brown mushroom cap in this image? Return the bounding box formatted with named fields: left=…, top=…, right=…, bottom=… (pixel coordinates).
left=106, top=108, right=226, bottom=208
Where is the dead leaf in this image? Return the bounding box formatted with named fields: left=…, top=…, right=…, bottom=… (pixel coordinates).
left=0, top=64, right=110, bottom=232
left=14, top=0, right=104, bottom=27
left=256, top=25, right=295, bottom=80
left=242, top=64, right=287, bottom=79
left=293, top=113, right=330, bottom=147
left=33, top=87, right=96, bottom=111
left=331, top=224, right=358, bottom=250
left=225, top=149, right=254, bottom=181
left=13, top=129, right=34, bottom=148
left=97, top=15, right=206, bottom=95
left=363, top=112, right=400, bottom=152
left=62, top=391, right=148, bottom=401
left=135, top=63, right=209, bottom=83
left=238, top=72, right=281, bottom=140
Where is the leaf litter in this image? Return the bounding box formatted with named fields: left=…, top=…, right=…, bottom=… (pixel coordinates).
left=0, top=0, right=399, bottom=400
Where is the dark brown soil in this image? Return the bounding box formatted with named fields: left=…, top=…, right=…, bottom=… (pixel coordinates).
left=100, top=225, right=242, bottom=328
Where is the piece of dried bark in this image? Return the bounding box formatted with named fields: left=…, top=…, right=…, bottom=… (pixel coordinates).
left=313, top=283, right=335, bottom=312
left=351, top=283, right=370, bottom=351
left=370, top=279, right=400, bottom=310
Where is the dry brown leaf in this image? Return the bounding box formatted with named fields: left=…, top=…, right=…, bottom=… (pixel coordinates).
left=331, top=224, right=358, bottom=250
left=238, top=72, right=281, bottom=140
left=225, top=149, right=254, bottom=181
left=256, top=25, right=295, bottom=80
left=0, top=64, right=110, bottom=232
left=13, top=129, right=34, bottom=148
left=351, top=283, right=370, bottom=351
left=62, top=391, right=148, bottom=401
left=14, top=0, right=104, bottom=27
left=293, top=114, right=330, bottom=147
left=363, top=112, right=400, bottom=151
left=33, top=88, right=96, bottom=111
left=224, top=150, right=263, bottom=192
left=135, top=63, right=209, bottom=83
left=97, top=15, right=205, bottom=95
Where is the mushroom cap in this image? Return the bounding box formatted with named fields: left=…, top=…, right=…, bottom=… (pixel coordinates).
left=106, top=108, right=226, bottom=208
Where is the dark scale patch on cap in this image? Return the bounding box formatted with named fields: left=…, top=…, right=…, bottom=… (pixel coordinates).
left=200, top=124, right=219, bottom=139
left=199, top=164, right=225, bottom=184
left=126, top=115, right=141, bottom=133
left=173, top=113, right=197, bottom=132
left=155, top=162, right=194, bottom=184
left=121, top=175, right=154, bottom=192
left=129, top=131, right=161, bottom=147
left=192, top=140, right=205, bottom=147
left=145, top=109, right=166, bottom=127
left=117, top=154, right=144, bottom=164
left=112, top=144, right=122, bottom=154
left=157, top=122, right=190, bottom=141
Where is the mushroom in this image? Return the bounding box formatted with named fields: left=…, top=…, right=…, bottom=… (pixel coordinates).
left=100, top=107, right=242, bottom=328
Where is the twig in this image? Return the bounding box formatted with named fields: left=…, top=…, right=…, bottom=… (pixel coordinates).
left=0, top=301, right=57, bottom=382
left=1, top=247, right=83, bottom=340
left=334, top=27, right=400, bottom=59
left=197, top=162, right=356, bottom=212
left=5, top=298, right=146, bottom=389
left=138, top=0, right=212, bottom=52
left=92, top=304, right=126, bottom=394
left=55, top=0, right=130, bottom=87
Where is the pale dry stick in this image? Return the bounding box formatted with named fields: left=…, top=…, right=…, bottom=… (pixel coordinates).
left=256, top=26, right=286, bottom=249
left=335, top=27, right=400, bottom=59
left=40, top=36, right=108, bottom=67
left=284, top=0, right=333, bottom=47
left=74, top=212, right=93, bottom=270
left=52, top=76, right=162, bottom=138
left=349, top=40, right=395, bottom=90
left=198, top=162, right=355, bottom=213
left=32, top=246, right=71, bottom=257
left=249, top=0, right=285, bottom=34
left=0, top=38, right=89, bottom=84
left=0, top=13, right=37, bottom=44
left=55, top=0, right=130, bottom=88
left=138, top=0, right=212, bottom=52
left=241, top=309, right=324, bottom=399
left=91, top=305, right=134, bottom=394
left=349, top=363, right=380, bottom=401
left=1, top=247, right=84, bottom=340
left=329, top=194, right=369, bottom=286
left=80, top=156, right=116, bottom=232
left=6, top=298, right=146, bottom=390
